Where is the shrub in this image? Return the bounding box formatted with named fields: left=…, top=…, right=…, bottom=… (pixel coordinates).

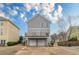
left=57, top=41, right=79, bottom=46
left=7, top=41, right=19, bottom=46
left=68, top=36, right=77, bottom=41
left=48, top=40, right=55, bottom=47
left=19, top=36, right=24, bottom=43
left=57, top=41, right=66, bottom=46
left=50, top=41, right=54, bottom=46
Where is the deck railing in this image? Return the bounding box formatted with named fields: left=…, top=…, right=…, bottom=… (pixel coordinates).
left=28, top=28, right=50, bottom=32
left=26, top=28, right=50, bottom=37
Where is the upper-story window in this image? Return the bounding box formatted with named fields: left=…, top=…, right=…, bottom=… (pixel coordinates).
left=41, top=23, right=43, bottom=27
left=1, top=31, right=3, bottom=35
left=0, top=28, right=3, bottom=35
left=46, top=23, right=49, bottom=27
left=1, top=22, right=3, bottom=26
left=41, top=23, right=49, bottom=28
left=0, top=21, right=3, bottom=26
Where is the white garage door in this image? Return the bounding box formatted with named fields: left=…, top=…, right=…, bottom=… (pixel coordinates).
left=29, top=39, right=36, bottom=46
left=38, top=40, right=46, bottom=46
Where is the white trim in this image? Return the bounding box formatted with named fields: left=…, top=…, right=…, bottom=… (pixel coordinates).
left=27, top=37, right=48, bottom=38
left=28, top=28, right=50, bottom=32
left=28, top=28, right=49, bottom=29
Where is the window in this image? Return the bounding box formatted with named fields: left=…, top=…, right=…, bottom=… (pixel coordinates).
left=46, top=23, right=49, bottom=27
left=41, top=23, right=44, bottom=27
left=1, top=22, right=3, bottom=26
left=41, top=23, right=49, bottom=28
left=0, top=21, right=3, bottom=26
left=1, top=31, right=3, bottom=35
left=0, top=28, right=3, bottom=35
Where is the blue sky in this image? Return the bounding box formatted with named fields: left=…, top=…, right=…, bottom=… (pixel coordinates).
left=0, top=3, right=79, bottom=36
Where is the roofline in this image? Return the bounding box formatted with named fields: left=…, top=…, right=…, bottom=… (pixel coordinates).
left=67, top=26, right=79, bottom=33
left=27, top=14, right=51, bottom=24
left=0, top=18, right=20, bottom=30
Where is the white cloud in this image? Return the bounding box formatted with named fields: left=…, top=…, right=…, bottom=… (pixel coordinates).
left=54, top=10, right=58, bottom=17
left=7, top=7, right=11, bottom=10
left=53, top=11, right=60, bottom=23
left=0, top=3, right=4, bottom=8
left=16, top=7, right=19, bottom=10
left=19, top=12, right=28, bottom=22
left=24, top=3, right=40, bottom=12
left=0, top=10, right=10, bottom=19
left=20, top=13, right=25, bottom=18
left=24, top=17, right=28, bottom=22
left=20, top=16, right=28, bottom=22
left=13, top=6, right=19, bottom=10
left=41, top=3, right=55, bottom=14
left=32, top=3, right=40, bottom=11
left=24, top=3, right=32, bottom=12
left=23, top=3, right=63, bottom=24
left=51, top=5, right=63, bottom=24
left=39, top=3, right=59, bottom=24
left=49, top=3, right=55, bottom=12
left=31, top=3, right=40, bottom=7
left=54, top=5, right=63, bottom=18
left=9, top=9, right=18, bottom=16
left=0, top=11, right=5, bottom=17
left=57, top=5, right=63, bottom=17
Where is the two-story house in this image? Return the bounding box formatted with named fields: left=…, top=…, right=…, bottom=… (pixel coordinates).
left=25, top=14, right=51, bottom=46
left=0, top=17, right=19, bottom=46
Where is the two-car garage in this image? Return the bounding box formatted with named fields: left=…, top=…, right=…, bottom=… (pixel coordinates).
left=28, top=38, right=47, bottom=47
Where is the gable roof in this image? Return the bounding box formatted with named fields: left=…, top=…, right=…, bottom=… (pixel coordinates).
left=27, top=14, right=51, bottom=24
left=67, top=26, right=79, bottom=35
left=0, top=17, right=20, bottom=30
left=68, top=26, right=79, bottom=31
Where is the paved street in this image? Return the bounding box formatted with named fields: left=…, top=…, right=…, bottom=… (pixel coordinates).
left=0, top=44, right=79, bottom=55
left=16, top=46, right=79, bottom=55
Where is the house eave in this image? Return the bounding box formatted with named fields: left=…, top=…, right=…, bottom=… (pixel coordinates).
left=27, top=14, right=51, bottom=24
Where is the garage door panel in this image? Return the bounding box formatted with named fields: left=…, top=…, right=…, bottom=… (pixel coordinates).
left=38, top=40, right=46, bottom=46
left=29, top=39, right=36, bottom=46
left=28, top=38, right=47, bottom=46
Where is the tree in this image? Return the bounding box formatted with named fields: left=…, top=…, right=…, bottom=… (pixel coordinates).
left=51, top=34, right=57, bottom=40
left=50, top=34, right=57, bottom=46
left=19, top=36, right=24, bottom=43
left=67, top=16, right=72, bottom=40
left=57, top=17, right=67, bottom=41
left=58, top=32, right=66, bottom=42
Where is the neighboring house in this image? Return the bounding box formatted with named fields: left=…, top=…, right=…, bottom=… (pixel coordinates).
left=67, top=26, right=79, bottom=40
left=0, top=17, right=19, bottom=46
left=25, top=14, right=51, bottom=46
left=51, top=34, right=57, bottom=40
left=57, top=32, right=67, bottom=42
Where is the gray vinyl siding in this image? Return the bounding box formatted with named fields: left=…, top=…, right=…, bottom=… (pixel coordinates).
left=26, top=14, right=51, bottom=46
left=28, top=14, right=50, bottom=29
